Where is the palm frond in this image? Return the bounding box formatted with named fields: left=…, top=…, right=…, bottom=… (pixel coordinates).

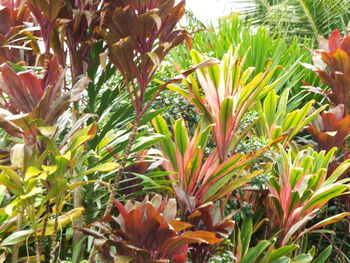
left=232, top=0, right=350, bottom=39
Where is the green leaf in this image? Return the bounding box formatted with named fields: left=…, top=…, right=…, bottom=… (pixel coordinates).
left=301, top=185, right=348, bottom=214
left=42, top=178, right=69, bottom=203
left=270, top=245, right=298, bottom=262
left=325, top=159, right=350, bottom=186
left=24, top=167, right=42, bottom=181
left=41, top=208, right=84, bottom=236
left=0, top=173, right=22, bottom=196
left=292, top=253, right=313, bottom=263
left=1, top=229, right=33, bottom=246
left=0, top=166, right=21, bottom=187
left=290, top=167, right=304, bottom=189
left=37, top=126, right=57, bottom=137
left=240, top=240, right=271, bottom=263
left=207, top=169, right=262, bottom=202
left=0, top=185, right=6, bottom=204
left=313, top=246, right=332, bottom=263
left=72, top=236, right=87, bottom=263
left=220, top=97, right=233, bottom=135
left=264, top=90, right=277, bottom=127
left=20, top=187, right=43, bottom=200
left=241, top=240, right=270, bottom=263
left=308, top=212, right=350, bottom=231
left=195, top=124, right=214, bottom=150
left=83, top=162, right=119, bottom=175
left=70, top=135, right=92, bottom=153
left=241, top=218, right=253, bottom=256
left=174, top=119, right=189, bottom=156
left=131, top=134, right=165, bottom=153
left=152, top=115, right=177, bottom=169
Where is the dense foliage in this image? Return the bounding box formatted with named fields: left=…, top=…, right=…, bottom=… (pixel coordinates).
left=0, top=0, right=349, bottom=262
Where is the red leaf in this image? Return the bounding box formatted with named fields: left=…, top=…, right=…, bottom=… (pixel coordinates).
left=329, top=29, right=341, bottom=52
left=0, top=63, right=34, bottom=112
left=41, top=56, right=63, bottom=90
left=19, top=72, right=43, bottom=103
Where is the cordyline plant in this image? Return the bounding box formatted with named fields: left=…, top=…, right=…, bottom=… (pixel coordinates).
left=303, top=30, right=350, bottom=154
left=0, top=124, right=91, bottom=261
left=31, top=0, right=102, bottom=76
left=0, top=0, right=102, bottom=75
left=29, top=0, right=104, bottom=252
left=267, top=145, right=350, bottom=246
left=88, top=0, right=218, bottom=260
left=303, top=29, right=350, bottom=115
left=231, top=217, right=332, bottom=263
left=0, top=0, right=37, bottom=65
left=153, top=116, right=286, bottom=262
left=79, top=196, right=221, bottom=263
left=96, top=0, right=216, bottom=220
left=168, top=46, right=285, bottom=162
left=254, top=89, right=326, bottom=143
left=0, top=0, right=116, bottom=261
left=26, top=0, right=67, bottom=66
left=0, top=56, right=89, bottom=145
left=153, top=116, right=275, bottom=207
left=307, top=104, right=350, bottom=154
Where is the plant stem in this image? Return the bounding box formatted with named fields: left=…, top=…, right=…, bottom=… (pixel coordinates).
left=105, top=116, right=140, bottom=217
left=11, top=212, right=23, bottom=263
left=49, top=213, right=59, bottom=263
left=72, top=100, right=84, bottom=260
left=35, top=232, right=41, bottom=263
left=88, top=115, right=140, bottom=263
left=39, top=202, right=50, bottom=258
left=73, top=182, right=84, bottom=260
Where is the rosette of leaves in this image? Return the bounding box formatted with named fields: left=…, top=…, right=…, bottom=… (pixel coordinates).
left=307, top=104, right=350, bottom=153
left=230, top=217, right=332, bottom=263
left=169, top=46, right=286, bottom=162
left=267, top=145, right=350, bottom=246
left=153, top=115, right=275, bottom=208
left=303, top=30, right=350, bottom=115
left=79, top=196, right=221, bottom=263
left=153, top=116, right=288, bottom=261
left=0, top=56, right=89, bottom=145
left=302, top=30, right=350, bottom=154
left=254, top=89, right=326, bottom=143
left=98, top=0, right=191, bottom=116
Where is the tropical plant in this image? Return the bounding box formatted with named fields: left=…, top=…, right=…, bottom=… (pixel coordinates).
left=254, top=89, right=326, bottom=142
left=232, top=0, right=350, bottom=40
left=153, top=116, right=276, bottom=208
left=307, top=105, right=350, bottom=153
left=0, top=122, right=117, bottom=261
left=93, top=0, right=216, bottom=220
left=1, top=0, right=349, bottom=261
left=80, top=196, right=221, bottom=263
left=303, top=29, right=350, bottom=115
left=0, top=1, right=107, bottom=261
left=169, top=46, right=284, bottom=162
left=0, top=0, right=37, bottom=65
left=231, top=217, right=332, bottom=263
left=267, top=145, right=350, bottom=246
left=303, top=29, right=350, bottom=166
left=0, top=57, right=89, bottom=142
left=153, top=115, right=286, bottom=261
